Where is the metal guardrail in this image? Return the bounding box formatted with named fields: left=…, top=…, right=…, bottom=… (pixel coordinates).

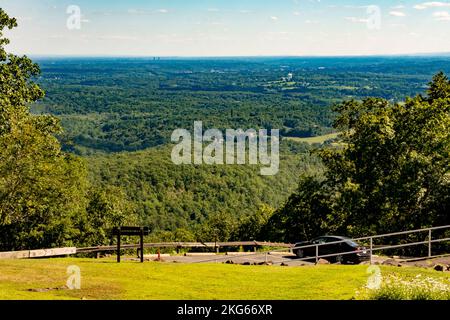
left=4, top=226, right=447, bottom=263
left=193, top=225, right=450, bottom=265
left=73, top=225, right=450, bottom=265
left=76, top=241, right=292, bottom=254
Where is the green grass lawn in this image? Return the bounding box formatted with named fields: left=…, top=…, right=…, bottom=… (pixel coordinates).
left=0, top=258, right=448, bottom=300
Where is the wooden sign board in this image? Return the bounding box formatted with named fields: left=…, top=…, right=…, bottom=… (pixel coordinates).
left=113, top=227, right=150, bottom=236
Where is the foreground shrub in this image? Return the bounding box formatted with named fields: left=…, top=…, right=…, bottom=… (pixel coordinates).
left=357, top=274, right=450, bottom=300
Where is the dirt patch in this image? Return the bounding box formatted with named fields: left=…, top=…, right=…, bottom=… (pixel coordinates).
left=27, top=286, right=68, bottom=292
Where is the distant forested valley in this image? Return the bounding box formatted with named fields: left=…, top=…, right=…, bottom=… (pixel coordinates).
left=29, top=56, right=450, bottom=241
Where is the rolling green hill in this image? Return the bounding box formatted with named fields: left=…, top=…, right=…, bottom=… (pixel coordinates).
left=86, top=142, right=322, bottom=231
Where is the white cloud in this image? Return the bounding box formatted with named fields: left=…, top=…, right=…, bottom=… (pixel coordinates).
left=157, top=9, right=168, bottom=14
left=268, top=31, right=291, bottom=35
left=127, top=9, right=145, bottom=15
left=390, top=23, right=406, bottom=28
left=389, top=11, right=406, bottom=17
left=341, top=5, right=371, bottom=9
left=345, top=17, right=369, bottom=23
left=433, top=11, right=450, bottom=20
left=414, top=2, right=450, bottom=10
left=270, top=16, right=279, bottom=21
left=98, top=35, right=138, bottom=41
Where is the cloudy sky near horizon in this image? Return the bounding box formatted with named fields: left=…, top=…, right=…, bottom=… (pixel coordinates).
left=1, top=0, right=450, bottom=56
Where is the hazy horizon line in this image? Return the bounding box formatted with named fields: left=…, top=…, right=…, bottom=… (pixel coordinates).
left=28, top=52, right=450, bottom=59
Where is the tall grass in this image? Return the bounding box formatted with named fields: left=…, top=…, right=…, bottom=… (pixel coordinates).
left=358, top=274, right=450, bottom=300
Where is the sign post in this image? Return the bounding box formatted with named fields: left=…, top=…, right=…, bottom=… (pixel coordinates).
left=113, top=226, right=150, bottom=263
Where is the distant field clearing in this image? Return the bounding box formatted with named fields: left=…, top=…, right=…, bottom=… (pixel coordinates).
left=285, top=132, right=340, bottom=144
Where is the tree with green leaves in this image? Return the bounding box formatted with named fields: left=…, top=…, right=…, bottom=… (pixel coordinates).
left=75, top=186, right=139, bottom=246
left=269, top=72, right=450, bottom=243
left=427, top=71, right=450, bottom=101
left=236, top=204, right=275, bottom=241
left=0, top=9, right=137, bottom=250
left=195, top=211, right=238, bottom=242
left=0, top=9, right=90, bottom=249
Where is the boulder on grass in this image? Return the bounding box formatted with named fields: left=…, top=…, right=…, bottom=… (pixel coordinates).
left=434, top=264, right=446, bottom=272
left=382, top=259, right=402, bottom=267
left=316, top=258, right=330, bottom=265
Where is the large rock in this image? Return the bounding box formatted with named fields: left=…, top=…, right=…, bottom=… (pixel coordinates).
left=434, top=264, right=446, bottom=272
left=382, top=259, right=402, bottom=267
left=316, top=258, right=330, bottom=265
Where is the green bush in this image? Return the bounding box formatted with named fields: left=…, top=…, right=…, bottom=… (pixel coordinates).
left=359, top=274, right=450, bottom=300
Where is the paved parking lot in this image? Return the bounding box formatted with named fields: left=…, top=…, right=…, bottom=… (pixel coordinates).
left=167, top=252, right=313, bottom=266
left=131, top=252, right=395, bottom=266
left=133, top=252, right=450, bottom=268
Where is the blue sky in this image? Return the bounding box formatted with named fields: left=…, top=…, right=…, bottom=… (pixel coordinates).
left=1, top=0, right=450, bottom=56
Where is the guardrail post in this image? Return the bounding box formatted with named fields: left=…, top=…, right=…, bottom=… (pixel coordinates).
left=117, top=228, right=121, bottom=263
left=370, top=237, right=373, bottom=265
left=315, top=245, right=318, bottom=263
left=428, top=229, right=432, bottom=258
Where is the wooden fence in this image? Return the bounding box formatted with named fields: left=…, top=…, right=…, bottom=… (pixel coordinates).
left=0, top=242, right=292, bottom=259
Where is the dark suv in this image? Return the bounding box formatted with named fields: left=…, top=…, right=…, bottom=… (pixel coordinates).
left=292, top=235, right=370, bottom=264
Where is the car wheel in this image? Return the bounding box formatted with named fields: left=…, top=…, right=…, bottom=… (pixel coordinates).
left=335, top=255, right=344, bottom=264
left=296, top=249, right=305, bottom=259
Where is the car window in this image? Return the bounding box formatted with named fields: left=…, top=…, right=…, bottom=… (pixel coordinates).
left=312, top=237, right=327, bottom=244
left=345, top=240, right=359, bottom=247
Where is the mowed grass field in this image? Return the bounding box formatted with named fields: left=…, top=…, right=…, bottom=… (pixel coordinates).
left=285, top=132, right=340, bottom=144
left=1, top=258, right=449, bottom=300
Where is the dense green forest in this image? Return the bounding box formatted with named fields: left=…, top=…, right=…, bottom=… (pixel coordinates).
left=33, top=56, right=450, bottom=154
left=86, top=141, right=320, bottom=232
left=0, top=8, right=449, bottom=251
